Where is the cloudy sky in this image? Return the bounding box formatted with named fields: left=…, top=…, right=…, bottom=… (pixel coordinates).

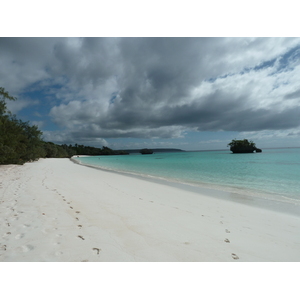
left=1, top=37, right=300, bottom=150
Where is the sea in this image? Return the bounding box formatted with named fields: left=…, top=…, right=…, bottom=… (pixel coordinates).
left=73, top=148, right=300, bottom=214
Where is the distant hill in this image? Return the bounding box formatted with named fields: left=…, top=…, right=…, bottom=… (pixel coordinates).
left=119, top=148, right=185, bottom=154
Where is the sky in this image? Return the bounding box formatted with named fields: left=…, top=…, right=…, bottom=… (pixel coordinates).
left=1, top=36, right=300, bottom=151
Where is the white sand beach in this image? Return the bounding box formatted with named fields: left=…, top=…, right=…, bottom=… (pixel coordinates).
left=1, top=158, right=300, bottom=262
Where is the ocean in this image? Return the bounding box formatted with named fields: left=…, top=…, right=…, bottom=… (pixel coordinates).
left=73, top=147, right=300, bottom=209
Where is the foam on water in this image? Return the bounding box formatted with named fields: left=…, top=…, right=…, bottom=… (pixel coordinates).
left=73, top=148, right=300, bottom=206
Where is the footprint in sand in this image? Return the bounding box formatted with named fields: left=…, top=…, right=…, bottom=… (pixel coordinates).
left=225, top=229, right=230, bottom=233
left=77, top=225, right=82, bottom=228
left=70, top=206, right=73, bottom=209
left=15, top=233, right=25, bottom=239
left=78, top=235, right=85, bottom=240
left=231, top=253, right=239, bottom=260
left=76, top=211, right=80, bottom=214
left=224, top=238, right=230, bottom=243
left=22, top=245, right=34, bottom=252
left=93, top=248, right=101, bottom=255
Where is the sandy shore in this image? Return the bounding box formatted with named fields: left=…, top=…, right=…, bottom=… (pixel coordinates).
left=1, top=158, right=300, bottom=262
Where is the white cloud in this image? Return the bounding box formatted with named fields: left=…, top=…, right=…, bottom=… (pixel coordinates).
left=237, top=127, right=300, bottom=149
left=31, top=120, right=45, bottom=129
left=1, top=37, right=300, bottom=146
left=6, top=98, right=39, bottom=114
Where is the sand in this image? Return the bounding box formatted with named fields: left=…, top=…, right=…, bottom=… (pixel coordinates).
left=1, top=158, right=300, bottom=262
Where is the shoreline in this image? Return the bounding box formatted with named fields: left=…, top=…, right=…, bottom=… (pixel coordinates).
left=71, top=156, right=300, bottom=217
left=1, top=158, right=300, bottom=261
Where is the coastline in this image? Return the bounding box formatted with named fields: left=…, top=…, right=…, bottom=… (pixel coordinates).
left=71, top=156, right=300, bottom=217
left=1, top=158, right=300, bottom=261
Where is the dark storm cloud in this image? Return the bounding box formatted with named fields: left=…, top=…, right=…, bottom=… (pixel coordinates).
left=1, top=37, right=300, bottom=143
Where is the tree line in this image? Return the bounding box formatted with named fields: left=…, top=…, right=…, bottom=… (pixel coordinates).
left=0, top=87, right=127, bottom=165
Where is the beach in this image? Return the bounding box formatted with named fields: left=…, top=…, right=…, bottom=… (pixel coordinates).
left=1, top=158, right=300, bottom=262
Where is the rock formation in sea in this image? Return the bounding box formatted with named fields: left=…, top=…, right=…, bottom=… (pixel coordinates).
left=140, top=148, right=154, bottom=155
left=228, top=139, right=262, bottom=153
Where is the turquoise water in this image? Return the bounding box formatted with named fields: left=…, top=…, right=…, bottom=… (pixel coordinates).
left=73, top=148, right=300, bottom=204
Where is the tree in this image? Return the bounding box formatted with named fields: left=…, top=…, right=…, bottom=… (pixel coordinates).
left=227, top=139, right=260, bottom=153
left=0, top=87, right=46, bottom=164
left=0, top=115, right=26, bottom=164
left=0, top=88, right=22, bottom=163
left=1, top=87, right=129, bottom=164
left=0, top=87, right=17, bottom=116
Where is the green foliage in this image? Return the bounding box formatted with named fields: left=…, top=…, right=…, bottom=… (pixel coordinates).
left=0, top=87, right=128, bottom=165
left=66, top=144, right=128, bottom=156
left=0, top=117, right=44, bottom=164
left=0, top=87, right=17, bottom=116
left=227, top=139, right=257, bottom=153
left=227, top=139, right=256, bottom=148
left=0, top=87, right=47, bottom=164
